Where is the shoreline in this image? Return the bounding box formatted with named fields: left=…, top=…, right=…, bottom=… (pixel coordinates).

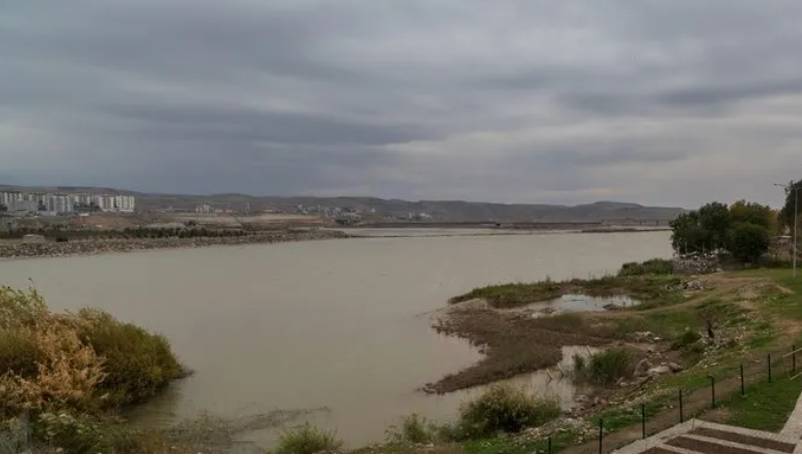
left=0, top=228, right=349, bottom=261
left=0, top=227, right=670, bottom=260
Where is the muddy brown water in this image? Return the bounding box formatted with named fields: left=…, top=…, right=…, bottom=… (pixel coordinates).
left=0, top=230, right=672, bottom=451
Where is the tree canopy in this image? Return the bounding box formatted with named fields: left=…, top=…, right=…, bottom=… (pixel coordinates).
left=779, top=179, right=802, bottom=232
left=730, top=200, right=775, bottom=230
left=671, top=200, right=774, bottom=262
left=728, top=222, right=770, bottom=263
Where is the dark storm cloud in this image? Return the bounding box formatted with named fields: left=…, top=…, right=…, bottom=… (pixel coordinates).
left=109, top=104, right=435, bottom=146
left=3, top=0, right=802, bottom=206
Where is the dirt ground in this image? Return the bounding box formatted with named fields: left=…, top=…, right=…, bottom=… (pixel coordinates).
left=425, top=299, right=615, bottom=393
left=427, top=271, right=799, bottom=413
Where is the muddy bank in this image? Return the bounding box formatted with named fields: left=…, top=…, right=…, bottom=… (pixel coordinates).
left=427, top=273, right=685, bottom=394
left=425, top=299, right=615, bottom=394
left=0, top=229, right=348, bottom=259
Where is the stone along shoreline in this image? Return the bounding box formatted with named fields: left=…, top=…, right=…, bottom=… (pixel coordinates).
left=0, top=228, right=348, bottom=259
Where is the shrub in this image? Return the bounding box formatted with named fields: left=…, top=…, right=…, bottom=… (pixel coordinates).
left=0, top=288, right=183, bottom=418
left=572, top=354, right=586, bottom=372
left=0, top=287, right=47, bottom=329
left=0, top=329, right=42, bottom=378
left=580, top=348, right=634, bottom=386
left=72, top=309, right=184, bottom=407
left=618, top=259, right=673, bottom=276
left=672, top=330, right=701, bottom=350
left=34, top=412, right=103, bottom=454
left=386, top=414, right=435, bottom=445
left=31, top=411, right=177, bottom=454
left=457, top=384, right=560, bottom=438
left=0, top=324, right=105, bottom=415
left=275, top=423, right=342, bottom=454
left=727, top=222, right=770, bottom=263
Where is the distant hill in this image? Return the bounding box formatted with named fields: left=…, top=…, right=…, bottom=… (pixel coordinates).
left=0, top=185, right=684, bottom=223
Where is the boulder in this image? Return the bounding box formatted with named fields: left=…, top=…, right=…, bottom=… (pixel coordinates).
left=647, top=365, right=672, bottom=376
left=667, top=362, right=683, bottom=373
left=634, top=358, right=653, bottom=377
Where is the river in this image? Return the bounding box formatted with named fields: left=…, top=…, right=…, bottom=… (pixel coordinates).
left=0, top=230, right=673, bottom=450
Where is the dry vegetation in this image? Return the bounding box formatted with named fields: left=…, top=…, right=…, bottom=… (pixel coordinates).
left=0, top=287, right=185, bottom=453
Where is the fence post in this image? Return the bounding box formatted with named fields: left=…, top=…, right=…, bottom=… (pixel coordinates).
left=793, top=345, right=797, bottom=374
left=598, top=418, right=603, bottom=454
left=740, top=364, right=745, bottom=396
left=768, top=354, right=773, bottom=383
left=679, top=389, right=684, bottom=423
left=641, top=404, right=646, bottom=439
left=547, top=436, right=552, bottom=454
left=709, top=376, right=716, bottom=409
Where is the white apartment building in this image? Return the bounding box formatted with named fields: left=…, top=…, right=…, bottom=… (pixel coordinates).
left=0, top=191, right=135, bottom=215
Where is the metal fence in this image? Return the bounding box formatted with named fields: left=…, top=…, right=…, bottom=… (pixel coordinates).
left=539, top=343, right=802, bottom=454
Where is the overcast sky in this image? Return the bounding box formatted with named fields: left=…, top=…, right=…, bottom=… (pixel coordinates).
left=2, top=1, right=801, bottom=207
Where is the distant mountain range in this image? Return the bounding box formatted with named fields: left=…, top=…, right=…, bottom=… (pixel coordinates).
left=0, top=185, right=685, bottom=223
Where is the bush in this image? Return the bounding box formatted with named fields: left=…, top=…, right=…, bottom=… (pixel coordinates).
left=0, top=329, right=42, bottom=378
left=727, top=222, right=770, bottom=263
left=580, top=348, right=634, bottom=386
left=457, top=384, right=560, bottom=438
left=0, top=288, right=183, bottom=419
left=386, top=414, right=436, bottom=445
left=618, top=259, right=673, bottom=276
left=31, top=411, right=178, bottom=454
left=572, top=354, right=586, bottom=372
left=0, top=287, right=47, bottom=329
left=275, top=423, right=342, bottom=454
left=672, top=330, right=701, bottom=350
left=73, top=309, right=184, bottom=407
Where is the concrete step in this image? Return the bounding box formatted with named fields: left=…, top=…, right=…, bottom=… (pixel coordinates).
left=615, top=419, right=799, bottom=454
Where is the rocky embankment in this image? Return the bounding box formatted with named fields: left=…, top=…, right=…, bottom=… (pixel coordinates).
left=0, top=229, right=348, bottom=259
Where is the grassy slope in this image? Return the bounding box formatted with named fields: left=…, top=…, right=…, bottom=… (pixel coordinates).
left=716, top=376, right=802, bottom=432
left=363, top=268, right=802, bottom=453
left=711, top=268, right=802, bottom=432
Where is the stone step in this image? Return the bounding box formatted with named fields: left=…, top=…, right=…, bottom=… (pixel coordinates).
left=690, top=426, right=796, bottom=453
left=614, top=419, right=800, bottom=454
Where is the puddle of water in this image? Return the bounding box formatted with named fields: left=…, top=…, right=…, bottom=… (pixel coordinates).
left=529, top=293, right=639, bottom=317
left=455, top=345, right=597, bottom=410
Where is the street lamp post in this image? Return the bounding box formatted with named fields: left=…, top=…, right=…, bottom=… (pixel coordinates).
left=795, top=184, right=799, bottom=278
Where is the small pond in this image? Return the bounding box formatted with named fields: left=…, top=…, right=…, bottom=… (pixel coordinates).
left=455, top=345, right=597, bottom=409
left=529, top=294, right=639, bottom=317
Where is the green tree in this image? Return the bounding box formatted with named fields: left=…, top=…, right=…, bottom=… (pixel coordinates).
left=697, top=202, right=731, bottom=250
left=671, top=202, right=732, bottom=255
left=779, top=179, right=802, bottom=232
left=730, top=200, right=774, bottom=230
left=670, top=211, right=708, bottom=254
left=728, top=222, right=770, bottom=263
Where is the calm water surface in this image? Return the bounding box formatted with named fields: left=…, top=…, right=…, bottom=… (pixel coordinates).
left=0, top=231, right=672, bottom=450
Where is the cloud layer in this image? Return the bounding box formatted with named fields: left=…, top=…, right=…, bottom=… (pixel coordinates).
left=2, top=0, right=802, bottom=207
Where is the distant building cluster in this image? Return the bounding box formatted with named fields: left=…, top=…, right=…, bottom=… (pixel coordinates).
left=295, top=204, right=376, bottom=220
left=194, top=203, right=235, bottom=215
left=0, top=191, right=135, bottom=216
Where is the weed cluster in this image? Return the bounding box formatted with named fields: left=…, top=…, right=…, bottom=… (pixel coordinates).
left=275, top=423, right=342, bottom=454
left=618, top=258, right=674, bottom=276
left=575, top=348, right=635, bottom=386
left=457, top=384, right=560, bottom=438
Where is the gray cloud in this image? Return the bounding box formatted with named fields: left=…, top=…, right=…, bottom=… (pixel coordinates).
left=2, top=0, right=802, bottom=207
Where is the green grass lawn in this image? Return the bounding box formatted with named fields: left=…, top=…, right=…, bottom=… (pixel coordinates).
left=717, top=375, right=802, bottom=432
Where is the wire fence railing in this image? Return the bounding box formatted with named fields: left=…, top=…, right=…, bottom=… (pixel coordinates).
left=540, top=343, right=802, bottom=454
